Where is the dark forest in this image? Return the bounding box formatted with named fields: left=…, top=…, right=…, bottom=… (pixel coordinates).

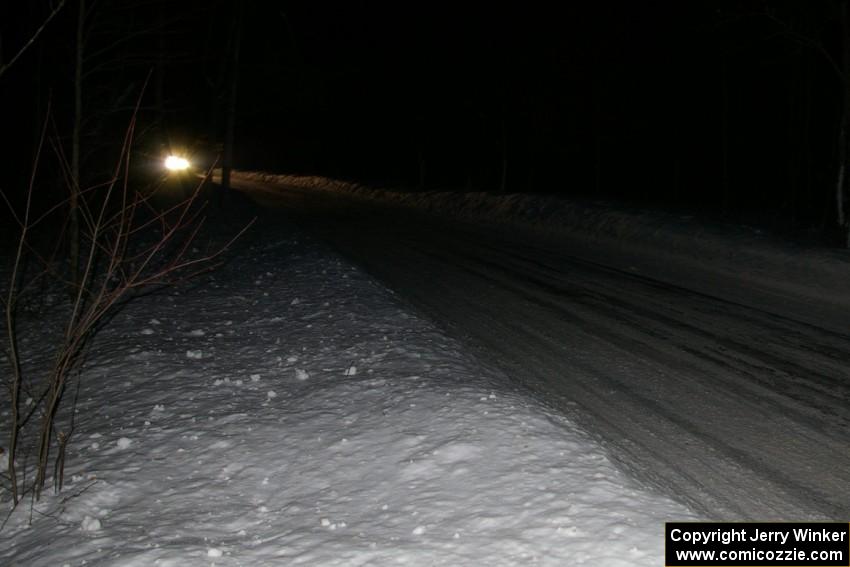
left=3, top=1, right=850, bottom=243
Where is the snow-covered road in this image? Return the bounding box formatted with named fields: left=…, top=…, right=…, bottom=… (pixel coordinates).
left=1, top=204, right=696, bottom=566
left=239, top=178, right=850, bottom=521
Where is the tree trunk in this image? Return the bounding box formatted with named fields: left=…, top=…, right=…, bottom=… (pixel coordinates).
left=499, top=103, right=508, bottom=193
left=802, top=55, right=814, bottom=228
left=155, top=5, right=165, bottom=134
left=837, top=134, right=846, bottom=227
left=69, top=0, right=85, bottom=288
left=221, top=1, right=243, bottom=194
left=838, top=1, right=850, bottom=246
left=720, top=56, right=730, bottom=213
left=594, top=134, right=602, bottom=197
left=417, top=146, right=426, bottom=190
left=786, top=49, right=802, bottom=228
left=593, top=97, right=603, bottom=197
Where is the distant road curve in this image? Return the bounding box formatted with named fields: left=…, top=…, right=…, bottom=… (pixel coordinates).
left=237, top=178, right=850, bottom=521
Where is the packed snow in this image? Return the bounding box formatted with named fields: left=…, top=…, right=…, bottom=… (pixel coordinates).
left=0, top=220, right=698, bottom=565
left=235, top=171, right=850, bottom=324
left=227, top=172, right=850, bottom=520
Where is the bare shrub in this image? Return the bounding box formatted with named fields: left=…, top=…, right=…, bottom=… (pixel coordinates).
left=1, top=104, right=251, bottom=511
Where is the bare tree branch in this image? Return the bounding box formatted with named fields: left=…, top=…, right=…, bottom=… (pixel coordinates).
left=0, top=1, right=67, bottom=80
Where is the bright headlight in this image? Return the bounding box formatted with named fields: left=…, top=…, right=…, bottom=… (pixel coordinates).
left=164, top=155, right=190, bottom=171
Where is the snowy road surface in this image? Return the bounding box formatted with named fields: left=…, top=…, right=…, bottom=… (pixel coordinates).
left=238, top=178, right=850, bottom=521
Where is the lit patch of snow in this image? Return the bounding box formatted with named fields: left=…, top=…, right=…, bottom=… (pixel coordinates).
left=0, top=218, right=696, bottom=567
left=80, top=516, right=101, bottom=532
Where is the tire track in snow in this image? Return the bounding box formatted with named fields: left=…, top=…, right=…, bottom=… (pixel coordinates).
left=241, top=180, right=850, bottom=521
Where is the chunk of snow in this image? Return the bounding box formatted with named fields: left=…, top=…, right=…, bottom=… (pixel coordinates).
left=343, top=365, right=357, bottom=376
left=81, top=516, right=101, bottom=532
left=295, top=368, right=310, bottom=381
left=207, top=548, right=223, bottom=558
left=250, top=373, right=261, bottom=381
left=267, top=390, right=277, bottom=399
left=116, top=437, right=132, bottom=449
left=140, top=328, right=155, bottom=335
left=186, top=350, right=203, bottom=359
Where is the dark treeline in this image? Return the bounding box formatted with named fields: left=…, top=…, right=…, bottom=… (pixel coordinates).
left=3, top=1, right=850, bottom=243
left=0, top=0, right=234, bottom=215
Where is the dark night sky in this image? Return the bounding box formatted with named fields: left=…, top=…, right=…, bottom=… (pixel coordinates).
left=1, top=1, right=846, bottom=237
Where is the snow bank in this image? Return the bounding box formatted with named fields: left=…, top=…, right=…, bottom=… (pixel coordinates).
left=236, top=171, right=850, bottom=314
left=1, top=219, right=696, bottom=566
